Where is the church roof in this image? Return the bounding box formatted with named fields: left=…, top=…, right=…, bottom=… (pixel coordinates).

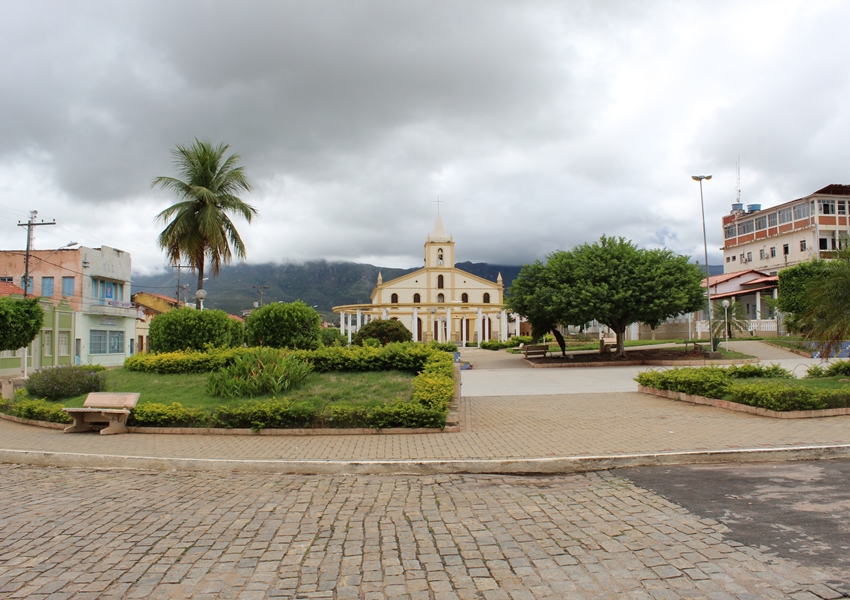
left=428, top=213, right=451, bottom=242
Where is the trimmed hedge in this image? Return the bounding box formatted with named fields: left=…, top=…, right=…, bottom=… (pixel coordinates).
left=635, top=365, right=850, bottom=412
left=128, top=398, right=447, bottom=431
left=25, top=365, right=107, bottom=401
left=352, top=319, right=413, bottom=346
left=150, top=308, right=241, bottom=352
left=0, top=397, right=73, bottom=424
left=805, top=360, right=850, bottom=378
left=124, top=347, right=251, bottom=374
left=481, top=336, right=533, bottom=350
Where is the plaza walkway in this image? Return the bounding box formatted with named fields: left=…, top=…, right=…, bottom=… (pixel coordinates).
left=0, top=342, right=846, bottom=473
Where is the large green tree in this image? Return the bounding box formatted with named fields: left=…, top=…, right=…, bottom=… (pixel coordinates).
left=508, top=236, right=705, bottom=357
left=153, top=140, right=257, bottom=307
left=246, top=301, right=321, bottom=350
left=0, top=297, right=44, bottom=352
left=776, top=258, right=828, bottom=332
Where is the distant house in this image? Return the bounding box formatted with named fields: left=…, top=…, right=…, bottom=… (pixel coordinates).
left=0, top=245, right=135, bottom=370
left=132, top=292, right=181, bottom=353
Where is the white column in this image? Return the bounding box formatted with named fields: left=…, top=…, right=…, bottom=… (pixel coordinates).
left=412, top=307, right=418, bottom=342
left=340, top=312, right=345, bottom=334
left=446, top=308, right=451, bottom=343
left=347, top=314, right=352, bottom=344
left=476, top=308, right=483, bottom=347
left=356, top=309, right=362, bottom=332
left=501, top=310, right=507, bottom=342
left=462, top=315, right=467, bottom=346
left=514, top=313, right=521, bottom=337
left=382, top=308, right=387, bottom=320
left=755, top=291, right=761, bottom=320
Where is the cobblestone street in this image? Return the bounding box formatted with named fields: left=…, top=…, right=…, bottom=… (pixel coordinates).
left=1, top=465, right=845, bottom=599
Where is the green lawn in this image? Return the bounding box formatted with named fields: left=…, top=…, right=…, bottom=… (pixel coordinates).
left=763, top=337, right=809, bottom=352
left=507, top=339, right=682, bottom=354
left=759, top=376, right=850, bottom=390
left=52, top=368, right=415, bottom=410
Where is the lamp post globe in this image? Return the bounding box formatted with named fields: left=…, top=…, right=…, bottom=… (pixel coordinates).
left=195, top=289, right=208, bottom=311
left=721, top=299, right=730, bottom=351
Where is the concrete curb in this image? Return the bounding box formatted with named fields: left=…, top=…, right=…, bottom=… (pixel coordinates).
left=526, top=358, right=760, bottom=368
left=2, top=444, right=849, bottom=475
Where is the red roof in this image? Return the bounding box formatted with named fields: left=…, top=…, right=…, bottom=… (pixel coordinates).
left=133, top=292, right=179, bottom=305
left=701, top=269, right=770, bottom=287
left=709, top=286, right=777, bottom=301
left=0, top=281, right=25, bottom=297
left=814, top=184, right=850, bottom=196
left=742, top=276, right=778, bottom=286
left=228, top=314, right=245, bottom=322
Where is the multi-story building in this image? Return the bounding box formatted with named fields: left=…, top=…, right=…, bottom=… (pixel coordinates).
left=721, top=184, right=850, bottom=275
left=0, top=245, right=136, bottom=368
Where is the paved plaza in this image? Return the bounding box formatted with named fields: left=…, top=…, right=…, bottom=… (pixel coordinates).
left=1, top=465, right=848, bottom=600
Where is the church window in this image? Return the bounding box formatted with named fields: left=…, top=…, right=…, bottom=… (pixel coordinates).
left=391, top=293, right=398, bottom=304
left=437, top=275, right=444, bottom=289
left=437, top=249, right=444, bottom=265
left=483, top=293, right=490, bottom=304
left=437, top=293, right=445, bottom=303
left=461, top=293, right=468, bottom=303
left=413, top=293, right=420, bottom=303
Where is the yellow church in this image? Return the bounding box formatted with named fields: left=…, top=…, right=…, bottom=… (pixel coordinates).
left=333, top=215, right=511, bottom=345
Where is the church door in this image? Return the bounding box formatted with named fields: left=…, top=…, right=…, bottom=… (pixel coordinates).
left=417, top=318, right=422, bottom=341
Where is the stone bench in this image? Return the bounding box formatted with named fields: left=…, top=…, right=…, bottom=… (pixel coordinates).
left=599, top=338, right=617, bottom=353
left=63, top=392, right=140, bottom=435
left=523, top=344, right=549, bottom=359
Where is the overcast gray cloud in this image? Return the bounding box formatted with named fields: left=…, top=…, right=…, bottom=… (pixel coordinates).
left=1, top=0, right=848, bottom=273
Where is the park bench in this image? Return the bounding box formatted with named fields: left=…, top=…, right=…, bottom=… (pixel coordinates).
left=599, top=337, right=617, bottom=353
left=63, top=392, right=140, bottom=435
left=523, top=344, right=549, bottom=359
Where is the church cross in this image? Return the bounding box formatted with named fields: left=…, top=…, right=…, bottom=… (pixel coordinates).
left=434, top=197, right=443, bottom=213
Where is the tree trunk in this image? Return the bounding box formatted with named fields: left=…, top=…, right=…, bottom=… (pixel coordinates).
left=616, top=326, right=626, bottom=358
left=551, top=329, right=566, bottom=357
left=196, top=258, right=205, bottom=309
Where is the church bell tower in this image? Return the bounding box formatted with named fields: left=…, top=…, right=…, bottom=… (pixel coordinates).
left=424, top=213, right=454, bottom=268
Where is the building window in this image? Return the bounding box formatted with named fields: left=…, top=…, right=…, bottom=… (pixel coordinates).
left=737, top=220, right=754, bottom=235
left=725, top=257, right=731, bottom=263
left=391, top=293, right=398, bottom=303
left=746, top=252, right=752, bottom=262
left=437, top=249, right=444, bottom=265
left=62, top=277, right=74, bottom=297
left=759, top=249, right=766, bottom=260
left=108, top=331, right=124, bottom=354
left=839, top=201, right=847, bottom=216
left=483, top=293, right=490, bottom=304
left=21, top=277, right=33, bottom=294
left=739, top=254, right=745, bottom=263
left=768, top=212, right=777, bottom=227
left=820, top=238, right=829, bottom=251
left=800, top=239, right=807, bottom=251
left=413, top=293, right=420, bottom=304
left=770, top=247, right=776, bottom=258
left=58, top=332, right=69, bottom=356
left=43, top=331, right=52, bottom=356
left=724, top=225, right=736, bottom=239
left=90, top=330, right=108, bottom=354
left=783, top=244, right=789, bottom=256
left=437, top=293, right=445, bottom=303
left=793, top=203, right=810, bottom=220
left=731, top=255, right=736, bottom=261
left=779, top=208, right=793, bottom=224
left=437, top=275, right=444, bottom=289
left=819, top=199, right=836, bottom=215
left=755, top=216, right=767, bottom=230
left=461, top=293, right=469, bottom=302
left=41, top=277, right=54, bottom=297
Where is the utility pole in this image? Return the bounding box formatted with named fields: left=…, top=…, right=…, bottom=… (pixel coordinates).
left=17, top=210, right=56, bottom=298
left=252, top=285, right=270, bottom=308
left=172, top=264, right=192, bottom=307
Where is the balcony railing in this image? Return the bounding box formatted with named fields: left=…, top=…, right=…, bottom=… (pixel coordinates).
left=83, top=298, right=137, bottom=317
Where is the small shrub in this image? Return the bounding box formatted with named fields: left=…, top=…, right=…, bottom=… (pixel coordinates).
left=729, top=382, right=827, bottom=411
left=352, top=319, right=413, bottom=346
left=211, top=398, right=318, bottom=431
left=412, top=373, right=454, bottom=411
left=124, top=347, right=250, bottom=374
left=319, top=327, right=348, bottom=347
left=149, top=308, right=237, bottom=352
left=635, top=367, right=731, bottom=398
left=726, top=364, right=793, bottom=379
left=362, top=338, right=382, bottom=349
left=207, top=348, right=313, bottom=398
left=824, top=361, right=850, bottom=377
left=25, top=365, right=107, bottom=401
left=426, top=341, right=458, bottom=353
left=128, top=403, right=209, bottom=428
left=805, top=364, right=827, bottom=378
left=480, top=336, right=532, bottom=350
left=246, top=301, right=321, bottom=349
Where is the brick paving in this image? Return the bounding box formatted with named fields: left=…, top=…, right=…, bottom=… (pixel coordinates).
left=0, top=464, right=845, bottom=599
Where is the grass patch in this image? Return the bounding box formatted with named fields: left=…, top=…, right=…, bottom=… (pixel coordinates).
left=507, top=339, right=683, bottom=354
left=44, top=368, right=414, bottom=410
left=764, top=337, right=809, bottom=352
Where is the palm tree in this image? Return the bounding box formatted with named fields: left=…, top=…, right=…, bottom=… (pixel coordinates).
left=153, top=140, right=257, bottom=307
left=798, top=247, right=850, bottom=358
left=711, top=299, right=751, bottom=342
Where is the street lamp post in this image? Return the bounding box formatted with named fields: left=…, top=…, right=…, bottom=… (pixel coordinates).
left=195, top=289, right=207, bottom=311
left=722, top=299, right=730, bottom=351
left=692, top=175, right=714, bottom=352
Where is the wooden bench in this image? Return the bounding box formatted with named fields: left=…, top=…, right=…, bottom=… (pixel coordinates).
left=63, top=392, right=140, bottom=435
left=522, top=344, right=549, bottom=359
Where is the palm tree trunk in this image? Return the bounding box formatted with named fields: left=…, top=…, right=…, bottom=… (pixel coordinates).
left=196, top=258, right=205, bottom=310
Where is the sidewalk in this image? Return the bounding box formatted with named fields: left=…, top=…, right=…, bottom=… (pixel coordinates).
left=0, top=341, right=846, bottom=473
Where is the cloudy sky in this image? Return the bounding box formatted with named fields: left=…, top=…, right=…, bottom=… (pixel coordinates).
left=1, top=0, right=848, bottom=274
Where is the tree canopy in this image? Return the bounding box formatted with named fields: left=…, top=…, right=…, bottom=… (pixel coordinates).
left=507, top=236, right=705, bottom=356
left=0, top=297, right=44, bottom=352
left=777, top=258, right=829, bottom=332
left=789, top=249, right=850, bottom=357
left=246, top=301, right=321, bottom=350
left=153, top=139, right=257, bottom=307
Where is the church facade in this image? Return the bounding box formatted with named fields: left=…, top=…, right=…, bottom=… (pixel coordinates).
left=333, top=216, right=512, bottom=345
